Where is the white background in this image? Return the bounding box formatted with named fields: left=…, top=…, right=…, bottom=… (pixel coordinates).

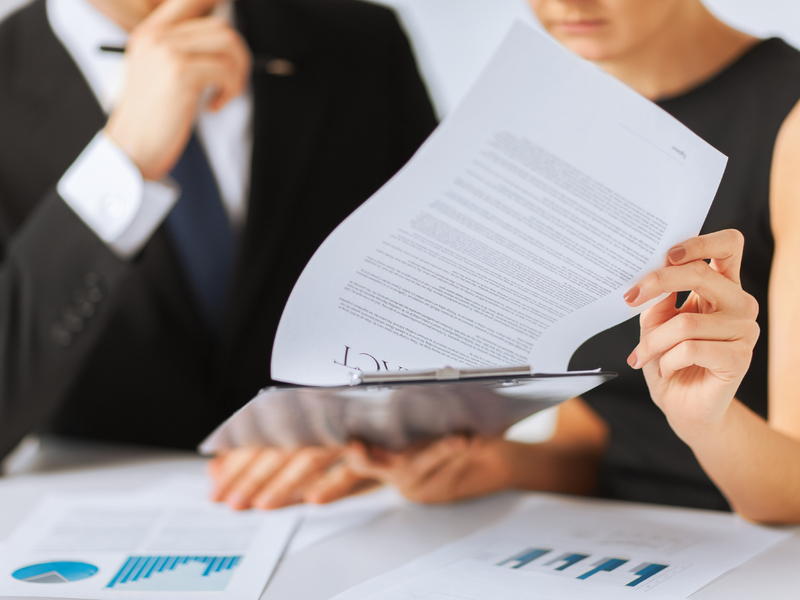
left=2, top=0, right=799, bottom=116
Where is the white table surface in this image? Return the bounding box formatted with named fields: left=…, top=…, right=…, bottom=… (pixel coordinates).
left=1, top=437, right=798, bottom=599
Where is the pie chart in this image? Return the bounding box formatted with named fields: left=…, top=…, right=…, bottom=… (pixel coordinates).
left=12, top=562, right=99, bottom=584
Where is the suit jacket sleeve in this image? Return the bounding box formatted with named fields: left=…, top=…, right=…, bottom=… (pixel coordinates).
left=0, top=187, right=129, bottom=460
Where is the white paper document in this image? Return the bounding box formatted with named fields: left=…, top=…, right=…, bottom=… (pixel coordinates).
left=0, top=491, right=300, bottom=600
left=333, top=495, right=790, bottom=600
left=136, top=474, right=405, bottom=556
left=287, top=486, right=404, bottom=555
left=358, top=559, right=683, bottom=600
left=272, top=22, right=727, bottom=386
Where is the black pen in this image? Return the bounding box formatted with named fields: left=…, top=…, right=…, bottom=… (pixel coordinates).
left=99, top=45, right=296, bottom=76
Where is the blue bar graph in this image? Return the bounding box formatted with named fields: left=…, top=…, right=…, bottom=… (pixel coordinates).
left=627, top=563, right=668, bottom=587
left=494, top=545, right=672, bottom=590
left=107, top=556, right=242, bottom=591
left=545, top=552, right=589, bottom=571
left=577, top=558, right=628, bottom=580
left=497, top=548, right=551, bottom=569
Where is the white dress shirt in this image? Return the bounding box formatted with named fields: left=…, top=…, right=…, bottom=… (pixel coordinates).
left=47, top=0, right=253, bottom=259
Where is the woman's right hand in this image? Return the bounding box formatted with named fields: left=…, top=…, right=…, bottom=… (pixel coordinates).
left=343, top=398, right=610, bottom=503
left=343, top=435, right=519, bottom=504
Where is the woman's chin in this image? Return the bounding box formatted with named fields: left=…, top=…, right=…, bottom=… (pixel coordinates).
left=552, top=36, right=621, bottom=63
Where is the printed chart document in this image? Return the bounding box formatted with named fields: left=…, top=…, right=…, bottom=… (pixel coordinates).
left=271, top=22, right=727, bottom=387
left=0, top=491, right=300, bottom=600
left=356, top=560, right=683, bottom=600
left=333, top=495, right=790, bottom=600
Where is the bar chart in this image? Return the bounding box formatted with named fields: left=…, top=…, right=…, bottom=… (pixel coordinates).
left=497, top=548, right=551, bottom=569
left=496, top=546, right=673, bottom=590
left=545, top=553, right=589, bottom=571
left=106, top=556, right=242, bottom=591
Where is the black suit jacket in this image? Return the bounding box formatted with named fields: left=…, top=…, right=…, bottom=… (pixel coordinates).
left=0, top=0, right=437, bottom=458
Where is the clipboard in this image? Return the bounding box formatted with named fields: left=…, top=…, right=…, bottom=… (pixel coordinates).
left=199, top=366, right=616, bottom=453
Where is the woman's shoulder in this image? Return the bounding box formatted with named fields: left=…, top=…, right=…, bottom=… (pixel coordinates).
left=733, top=39, right=800, bottom=127
left=751, top=38, right=800, bottom=59
left=661, top=38, right=800, bottom=133
left=737, top=38, right=800, bottom=77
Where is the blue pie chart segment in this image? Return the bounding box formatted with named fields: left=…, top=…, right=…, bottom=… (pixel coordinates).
left=12, top=562, right=99, bottom=584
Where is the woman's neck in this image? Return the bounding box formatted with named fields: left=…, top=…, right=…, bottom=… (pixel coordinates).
left=597, top=4, right=758, bottom=100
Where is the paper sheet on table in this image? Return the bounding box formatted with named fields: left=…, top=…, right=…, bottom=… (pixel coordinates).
left=272, top=21, right=727, bottom=386
left=0, top=490, right=300, bottom=600
left=332, top=495, right=791, bottom=600
left=136, top=474, right=405, bottom=556
left=359, top=559, right=683, bottom=600
left=286, top=486, right=404, bottom=555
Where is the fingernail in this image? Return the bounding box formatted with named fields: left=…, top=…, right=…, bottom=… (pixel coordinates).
left=668, top=246, right=686, bottom=263
left=627, top=350, right=638, bottom=369
left=256, top=494, right=276, bottom=509
left=228, top=493, right=247, bottom=509
left=624, top=286, right=640, bottom=304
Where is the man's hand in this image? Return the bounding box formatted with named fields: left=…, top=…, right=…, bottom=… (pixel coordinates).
left=208, top=447, right=373, bottom=510
left=104, top=0, right=251, bottom=180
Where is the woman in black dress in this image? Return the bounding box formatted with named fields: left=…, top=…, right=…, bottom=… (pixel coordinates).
left=345, top=0, right=800, bottom=524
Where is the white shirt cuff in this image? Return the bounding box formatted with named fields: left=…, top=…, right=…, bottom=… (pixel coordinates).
left=58, top=132, right=179, bottom=260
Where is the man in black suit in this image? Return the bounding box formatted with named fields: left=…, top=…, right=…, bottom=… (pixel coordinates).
left=0, top=0, right=436, bottom=505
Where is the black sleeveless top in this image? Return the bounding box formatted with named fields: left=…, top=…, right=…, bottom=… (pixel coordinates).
left=569, top=39, right=800, bottom=511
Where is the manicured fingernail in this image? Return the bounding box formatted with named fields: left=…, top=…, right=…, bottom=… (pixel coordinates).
left=257, top=494, right=277, bottom=509
left=668, top=246, right=686, bottom=263
left=627, top=350, right=638, bottom=369
left=228, top=493, right=247, bottom=509
left=624, top=286, right=640, bottom=304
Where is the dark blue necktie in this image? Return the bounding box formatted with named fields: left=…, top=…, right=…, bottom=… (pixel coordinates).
left=166, top=133, right=236, bottom=335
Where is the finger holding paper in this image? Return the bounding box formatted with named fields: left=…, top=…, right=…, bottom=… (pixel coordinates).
left=345, top=436, right=517, bottom=504
left=624, top=230, right=760, bottom=445
left=344, top=397, right=609, bottom=504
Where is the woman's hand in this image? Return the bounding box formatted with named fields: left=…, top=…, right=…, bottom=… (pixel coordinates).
left=343, top=398, right=610, bottom=504
left=208, top=447, right=371, bottom=510
left=624, top=230, right=760, bottom=444
left=344, top=436, right=519, bottom=504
